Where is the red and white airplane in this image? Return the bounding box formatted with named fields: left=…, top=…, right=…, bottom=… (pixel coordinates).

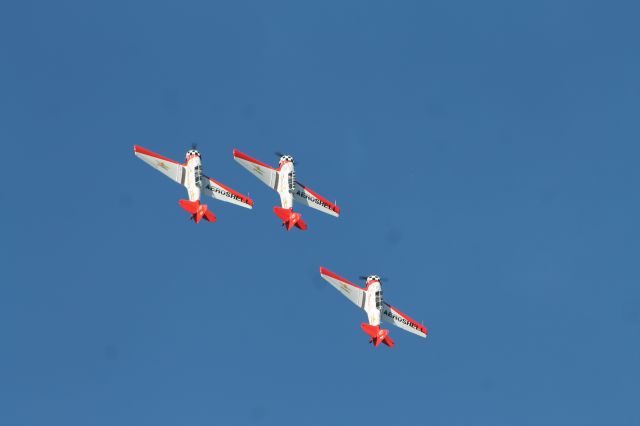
left=320, top=267, right=428, bottom=348
left=233, top=149, right=340, bottom=230
left=134, top=145, right=254, bottom=223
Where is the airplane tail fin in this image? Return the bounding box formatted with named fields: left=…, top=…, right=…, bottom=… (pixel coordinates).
left=361, top=323, right=394, bottom=348
left=179, top=199, right=217, bottom=224
left=273, top=207, right=307, bottom=231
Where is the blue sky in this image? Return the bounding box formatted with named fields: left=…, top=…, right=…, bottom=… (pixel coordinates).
left=1, top=1, right=639, bottom=425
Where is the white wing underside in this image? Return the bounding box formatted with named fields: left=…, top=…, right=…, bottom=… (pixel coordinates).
left=234, top=155, right=277, bottom=190
left=320, top=269, right=365, bottom=308
left=202, top=176, right=253, bottom=209
left=381, top=303, right=427, bottom=338
left=134, top=148, right=186, bottom=186
left=293, top=182, right=339, bottom=217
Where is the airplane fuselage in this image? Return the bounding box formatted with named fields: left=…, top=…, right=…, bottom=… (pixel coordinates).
left=363, top=280, right=383, bottom=326
left=185, top=153, right=203, bottom=202
left=179, top=150, right=217, bottom=223
left=276, top=160, right=295, bottom=209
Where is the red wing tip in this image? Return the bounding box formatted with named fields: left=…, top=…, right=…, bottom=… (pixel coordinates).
left=319, top=268, right=362, bottom=288
left=232, top=148, right=249, bottom=159
left=133, top=145, right=181, bottom=165
left=319, top=266, right=335, bottom=276
left=233, top=149, right=274, bottom=169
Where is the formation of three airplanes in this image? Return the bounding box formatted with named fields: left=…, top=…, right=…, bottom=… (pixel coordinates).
left=134, top=145, right=428, bottom=348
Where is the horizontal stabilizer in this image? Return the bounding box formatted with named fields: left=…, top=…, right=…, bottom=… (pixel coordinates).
left=274, top=207, right=307, bottom=231
left=361, top=323, right=394, bottom=348
left=179, top=200, right=216, bottom=224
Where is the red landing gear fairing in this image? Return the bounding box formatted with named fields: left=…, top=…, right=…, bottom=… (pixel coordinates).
left=319, top=267, right=428, bottom=348
left=233, top=149, right=340, bottom=231
left=134, top=145, right=253, bottom=223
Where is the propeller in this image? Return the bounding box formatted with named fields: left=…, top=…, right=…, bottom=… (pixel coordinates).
left=275, top=151, right=297, bottom=165
left=358, top=275, right=389, bottom=282
left=191, top=143, right=198, bottom=150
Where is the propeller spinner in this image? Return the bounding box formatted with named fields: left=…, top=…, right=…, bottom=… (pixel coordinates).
left=359, top=275, right=386, bottom=283
left=275, top=152, right=296, bottom=165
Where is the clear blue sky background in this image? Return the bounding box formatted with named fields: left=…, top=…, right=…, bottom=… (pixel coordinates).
left=1, top=1, right=639, bottom=425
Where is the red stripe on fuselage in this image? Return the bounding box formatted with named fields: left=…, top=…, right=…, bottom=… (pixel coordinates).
left=364, top=280, right=381, bottom=291
left=276, top=159, right=293, bottom=172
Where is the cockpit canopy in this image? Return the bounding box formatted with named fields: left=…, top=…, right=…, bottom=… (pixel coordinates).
left=279, top=155, right=294, bottom=164
left=186, top=149, right=201, bottom=159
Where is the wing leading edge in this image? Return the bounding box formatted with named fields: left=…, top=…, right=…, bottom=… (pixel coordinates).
left=319, top=267, right=365, bottom=308
left=294, top=182, right=340, bottom=217
left=203, top=176, right=254, bottom=209
left=233, top=149, right=278, bottom=190
left=381, top=302, right=428, bottom=338
left=134, top=145, right=186, bottom=186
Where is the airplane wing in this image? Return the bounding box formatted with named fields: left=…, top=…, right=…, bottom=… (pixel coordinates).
left=294, top=182, right=340, bottom=217
left=381, top=302, right=428, bottom=338
left=134, top=145, right=186, bottom=186
left=233, top=149, right=278, bottom=190
left=319, top=267, right=365, bottom=308
left=202, top=176, right=254, bottom=209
